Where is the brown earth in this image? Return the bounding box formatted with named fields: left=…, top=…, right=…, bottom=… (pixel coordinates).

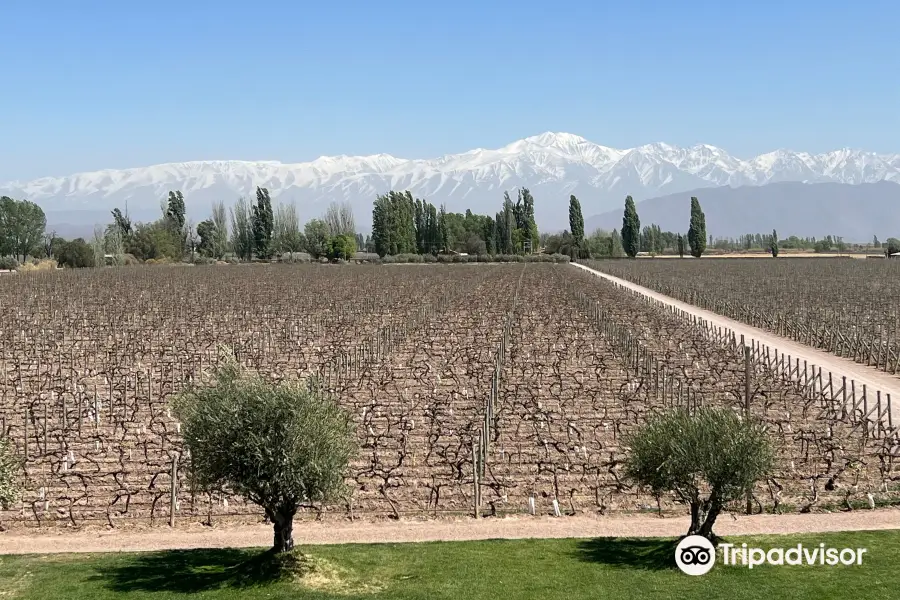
left=1, top=508, right=898, bottom=555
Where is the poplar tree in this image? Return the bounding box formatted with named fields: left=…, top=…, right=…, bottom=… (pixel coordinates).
left=252, top=187, right=274, bottom=259
left=569, top=195, right=584, bottom=255
left=621, top=196, right=640, bottom=258
left=687, top=196, right=707, bottom=258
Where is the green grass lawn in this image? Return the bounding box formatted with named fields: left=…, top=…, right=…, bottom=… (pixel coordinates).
left=1, top=530, right=897, bottom=599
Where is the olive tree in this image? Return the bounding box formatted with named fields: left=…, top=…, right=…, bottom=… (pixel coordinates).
left=625, top=407, right=773, bottom=540
left=173, top=353, right=356, bottom=553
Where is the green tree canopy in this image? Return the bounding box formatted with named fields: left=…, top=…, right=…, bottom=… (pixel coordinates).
left=56, top=238, right=96, bottom=268
left=0, top=196, right=47, bottom=262
left=196, top=219, right=218, bottom=257
left=173, top=352, right=356, bottom=553
left=252, top=187, right=275, bottom=259
left=111, top=208, right=132, bottom=236
left=165, top=191, right=186, bottom=230
left=303, top=219, right=331, bottom=259
left=125, top=222, right=181, bottom=262
left=328, top=233, right=357, bottom=260
left=568, top=195, right=585, bottom=252
left=687, top=196, right=707, bottom=258
left=621, top=196, right=640, bottom=258
left=544, top=230, right=577, bottom=257
left=625, top=407, right=773, bottom=540
left=371, top=191, right=417, bottom=257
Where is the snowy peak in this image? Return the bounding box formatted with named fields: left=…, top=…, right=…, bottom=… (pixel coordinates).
left=2, top=132, right=899, bottom=234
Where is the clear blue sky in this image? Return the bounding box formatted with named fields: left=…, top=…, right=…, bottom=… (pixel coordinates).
left=1, top=0, right=898, bottom=181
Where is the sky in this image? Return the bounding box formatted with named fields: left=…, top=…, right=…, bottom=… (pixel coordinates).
left=1, top=0, right=898, bottom=181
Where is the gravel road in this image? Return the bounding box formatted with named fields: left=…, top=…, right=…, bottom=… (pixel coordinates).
left=572, top=262, right=900, bottom=403
left=1, top=509, right=898, bottom=554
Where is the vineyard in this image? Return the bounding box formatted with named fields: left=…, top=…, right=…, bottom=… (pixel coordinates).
left=1, top=263, right=899, bottom=530
left=582, top=258, right=900, bottom=377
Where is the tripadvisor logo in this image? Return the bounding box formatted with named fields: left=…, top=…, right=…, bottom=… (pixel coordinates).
left=675, top=536, right=716, bottom=576
left=675, top=535, right=868, bottom=575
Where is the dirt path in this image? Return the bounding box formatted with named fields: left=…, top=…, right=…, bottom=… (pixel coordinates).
left=1, top=509, right=898, bottom=555
left=571, top=263, right=900, bottom=402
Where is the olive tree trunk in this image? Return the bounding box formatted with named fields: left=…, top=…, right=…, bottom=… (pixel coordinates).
left=272, top=511, right=295, bottom=553
left=686, top=491, right=723, bottom=541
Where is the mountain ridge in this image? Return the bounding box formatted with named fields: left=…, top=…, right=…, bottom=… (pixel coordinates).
left=584, top=181, right=900, bottom=242
left=2, top=132, right=899, bottom=232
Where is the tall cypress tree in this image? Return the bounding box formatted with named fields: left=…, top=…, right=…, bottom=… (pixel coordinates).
left=520, top=188, right=539, bottom=253
left=372, top=194, right=390, bottom=257
left=770, top=229, right=779, bottom=258
left=569, top=195, right=584, bottom=250
left=252, top=187, right=274, bottom=258
left=414, top=199, right=426, bottom=253
left=438, top=204, right=450, bottom=252
left=399, top=191, right=417, bottom=253
left=621, top=195, right=640, bottom=258
left=687, top=196, right=707, bottom=258
left=166, top=191, right=186, bottom=230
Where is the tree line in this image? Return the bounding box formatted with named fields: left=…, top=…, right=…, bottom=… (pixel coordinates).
left=369, top=188, right=540, bottom=257
left=612, top=194, right=709, bottom=258
left=3, top=189, right=900, bottom=269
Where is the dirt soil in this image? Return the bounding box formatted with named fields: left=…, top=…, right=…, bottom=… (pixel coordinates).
left=3, top=263, right=898, bottom=555
left=1, top=509, right=898, bottom=554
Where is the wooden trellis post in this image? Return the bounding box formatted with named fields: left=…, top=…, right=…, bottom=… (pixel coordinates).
left=472, top=442, right=480, bottom=519
left=169, top=453, right=180, bottom=527
left=744, top=344, right=752, bottom=514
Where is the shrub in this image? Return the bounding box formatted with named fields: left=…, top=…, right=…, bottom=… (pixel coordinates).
left=278, top=252, right=312, bottom=264
left=17, top=259, right=57, bottom=273
left=192, top=256, right=217, bottom=266
left=0, top=257, right=20, bottom=270
left=625, top=406, right=773, bottom=540
left=0, top=436, right=18, bottom=510
left=327, top=234, right=357, bottom=261
left=145, top=257, right=173, bottom=265
left=57, top=239, right=95, bottom=269
left=173, top=351, right=356, bottom=553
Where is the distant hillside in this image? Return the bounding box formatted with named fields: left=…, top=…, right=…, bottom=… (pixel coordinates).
left=5, top=132, right=900, bottom=235
left=584, top=181, right=900, bottom=241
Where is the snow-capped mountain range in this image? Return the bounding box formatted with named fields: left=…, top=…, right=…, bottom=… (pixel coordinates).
left=2, top=132, right=899, bottom=233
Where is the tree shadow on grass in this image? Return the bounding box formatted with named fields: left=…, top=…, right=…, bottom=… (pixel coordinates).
left=575, top=537, right=679, bottom=571
left=93, top=547, right=295, bottom=594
